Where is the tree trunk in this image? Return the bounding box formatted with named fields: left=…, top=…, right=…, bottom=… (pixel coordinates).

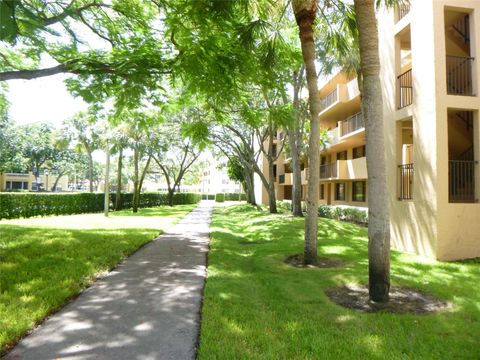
left=132, top=148, right=139, bottom=213
left=167, top=189, right=174, bottom=206
left=115, top=148, right=123, bottom=210
left=288, top=129, right=303, bottom=217
left=88, top=152, right=94, bottom=192
left=267, top=131, right=278, bottom=214
left=354, top=0, right=391, bottom=302
left=52, top=171, right=66, bottom=192
left=135, top=155, right=151, bottom=210
left=104, top=142, right=110, bottom=217
left=243, top=167, right=256, bottom=205
left=293, top=0, right=321, bottom=265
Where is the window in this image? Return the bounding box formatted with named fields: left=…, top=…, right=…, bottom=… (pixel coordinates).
left=337, top=151, right=347, bottom=160
left=273, top=165, right=277, bottom=178
left=335, top=183, right=345, bottom=201
left=319, top=184, right=325, bottom=199
left=352, top=181, right=366, bottom=202
left=353, top=145, right=366, bottom=159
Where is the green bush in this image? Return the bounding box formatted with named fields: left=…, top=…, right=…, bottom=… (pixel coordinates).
left=201, top=194, right=215, bottom=200
left=276, top=200, right=292, bottom=213
left=224, top=192, right=246, bottom=201
left=0, top=192, right=202, bottom=220
left=215, top=193, right=225, bottom=202
left=317, top=204, right=368, bottom=226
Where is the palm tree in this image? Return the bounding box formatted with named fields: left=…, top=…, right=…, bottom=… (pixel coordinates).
left=353, top=0, right=391, bottom=302
left=291, top=0, right=322, bottom=265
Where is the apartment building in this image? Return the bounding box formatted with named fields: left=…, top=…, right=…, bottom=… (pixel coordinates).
left=0, top=171, right=69, bottom=192
left=259, top=0, right=480, bottom=261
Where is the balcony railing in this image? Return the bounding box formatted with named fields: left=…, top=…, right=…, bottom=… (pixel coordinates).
left=340, top=112, right=364, bottom=137
left=320, top=163, right=337, bottom=179
left=398, top=163, right=414, bottom=200
left=446, top=55, right=475, bottom=96
left=398, top=2, right=410, bottom=21
left=320, top=87, right=338, bottom=110
left=449, top=160, right=476, bottom=203
left=397, top=69, right=413, bottom=109
left=279, top=174, right=285, bottom=184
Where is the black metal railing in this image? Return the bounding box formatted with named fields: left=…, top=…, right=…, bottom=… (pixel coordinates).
left=279, top=174, right=285, bottom=184
left=398, top=163, right=414, bottom=200
left=397, top=69, right=413, bottom=109
left=320, top=163, right=337, bottom=179
left=449, top=160, right=476, bottom=202
left=398, top=2, right=410, bottom=21
left=320, top=87, right=338, bottom=110
left=341, top=112, right=364, bottom=137
left=446, top=55, right=474, bottom=96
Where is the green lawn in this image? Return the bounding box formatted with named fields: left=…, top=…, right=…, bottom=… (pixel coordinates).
left=198, top=204, right=480, bottom=359
left=0, top=205, right=196, bottom=353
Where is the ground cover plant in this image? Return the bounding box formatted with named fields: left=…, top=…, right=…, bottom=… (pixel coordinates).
left=198, top=204, right=480, bottom=359
left=0, top=204, right=196, bottom=353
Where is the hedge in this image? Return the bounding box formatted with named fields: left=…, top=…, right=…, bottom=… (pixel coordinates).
left=318, top=204, right=368, bottom=226
left=215, top=193, right=225, bottom=203
left=201, top=194, right=215, bottom=200
left=0, top=192, right=202, bottom=220
left=224, top=193, right=247, bottom=201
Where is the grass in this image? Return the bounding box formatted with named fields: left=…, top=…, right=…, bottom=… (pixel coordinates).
left=0, top=204, right=196, bottom=353
left=198, top=204, right=480, bottom=359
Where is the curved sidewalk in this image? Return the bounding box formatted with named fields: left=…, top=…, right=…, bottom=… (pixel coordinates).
left=5, top=201, right=214, bottom=360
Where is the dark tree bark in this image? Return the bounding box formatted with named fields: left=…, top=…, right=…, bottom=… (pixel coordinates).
left=292, top=0, right=322, bottom=265
left=354, top=0, right=391, bottom=302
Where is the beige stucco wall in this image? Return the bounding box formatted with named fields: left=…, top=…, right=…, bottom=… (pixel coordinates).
left=380, top=0, right=439, bottom=258
left=380, top=0, right=480, bottom=260
left=432, top=0, right=480, bottom=260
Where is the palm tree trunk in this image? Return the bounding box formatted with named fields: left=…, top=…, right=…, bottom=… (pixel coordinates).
left=292, top=0, right=321, bottom=264
left=115, top=148, right=123, bottom=210
left=354, top=0, right=390, bottom=302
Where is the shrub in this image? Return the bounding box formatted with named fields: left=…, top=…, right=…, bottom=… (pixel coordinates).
left=318, top=204, right=333, bottom=218
left=215, top=193, right=225, bottom=202
left=317, top=204, right=368, bottom=226
left=0, top=192, right=202, bottom=220
left=224, top=193, right=247, bottom=201
left=276, top=200, right=292, bottom=213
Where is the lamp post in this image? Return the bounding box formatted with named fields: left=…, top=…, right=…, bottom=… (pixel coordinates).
left=44, top=169, right=50, bottom=192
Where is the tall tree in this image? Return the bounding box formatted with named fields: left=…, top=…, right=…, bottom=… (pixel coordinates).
left=149, top=119, right=201, bottom=207
left=291, top=0, right=322, bottom=264
left=354, top=0, right=391, bottom=302
left=63, top=112, right=103, bottom=192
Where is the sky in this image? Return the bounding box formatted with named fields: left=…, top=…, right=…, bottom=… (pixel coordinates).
left=7, top=74, right=88, bottom=127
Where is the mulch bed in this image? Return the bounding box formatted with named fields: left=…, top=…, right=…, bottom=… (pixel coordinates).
left=325, top=284, right=452, bottom=314
left=285, top=253, right=345, bottom=268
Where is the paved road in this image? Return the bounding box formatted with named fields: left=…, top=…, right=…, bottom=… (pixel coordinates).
left=5, top=201, right=214, bottom=360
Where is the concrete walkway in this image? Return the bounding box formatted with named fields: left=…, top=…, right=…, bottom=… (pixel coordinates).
left=5, top=201, right=214, bottom=360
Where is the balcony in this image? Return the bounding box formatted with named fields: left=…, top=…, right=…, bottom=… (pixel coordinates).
left=397, top=2, right=410, bottom=22
left=320, top=163, right=338, bottom=179
left=397, top=69, right=413, bottom=109
left=340, top=112, right=364, bottom=137
left=449, top=160, right=476, bottom=203
left=446, top=55, right=475, bottom=96
left=320, top=88, right=338, bottom=110
left=398, top=163, right=414, bottom=200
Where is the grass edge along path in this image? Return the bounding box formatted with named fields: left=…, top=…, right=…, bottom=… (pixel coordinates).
left=0, top=204, right=197, bottom=354
left=198, top=204, right=480, bottom=359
